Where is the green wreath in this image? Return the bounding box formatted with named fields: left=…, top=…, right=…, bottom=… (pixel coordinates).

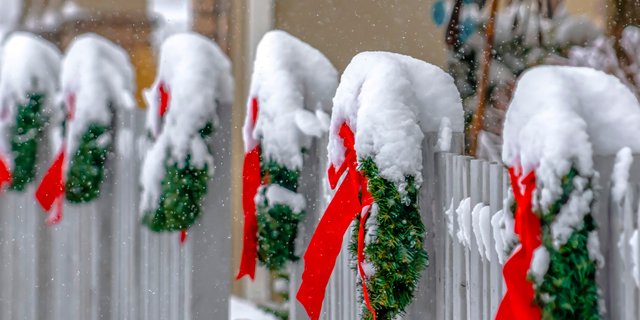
left=351, top=158, right=428, bottom=320
left=256, top=158, right=305, bottom=271
left=9, top=93, right=46, bottom=191
left=142, top=122, right=213, bottom=232
left=532, top=167, right=600, bottom=319
left=65, top=123, right=112, bottom=203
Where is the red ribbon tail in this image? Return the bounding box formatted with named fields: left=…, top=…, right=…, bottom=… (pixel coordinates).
left=357, top=205, right=376, bottom=320
left=297, top=172, right=361, bottom=320
left=45, top=198, right=63, bottom=226
left=497, top=168, right=540, bottom=320
left=36, top=150, right=66, bottom=218
left=0, top=155, right=11, bottom=191
left=236, top=146, right=261, bottom=280
left=179, top=230, right=188, bottom=245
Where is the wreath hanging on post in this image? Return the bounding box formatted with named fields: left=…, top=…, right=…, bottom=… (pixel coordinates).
left=497, top=66, right=640, bottom=319
left=0, top=33, right=61, bottom=192
left=236, top=30, right=337, bottom=279
left=36, top=34, right=136, bottom=224
left=139, top=33, right=234, bottom=242
left=297, top=52, right=464, bottom=320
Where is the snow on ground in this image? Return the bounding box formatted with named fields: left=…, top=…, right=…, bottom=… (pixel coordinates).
left=229, top=296, right=277, bottom=320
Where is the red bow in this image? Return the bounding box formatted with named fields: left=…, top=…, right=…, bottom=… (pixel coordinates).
left=496, top=167, right=541, bottom=320
left=0, top=155, right=11, bottom=191
left=36, top=93, right=76, bottom=225
left=236, top=97, right=261, bottom=280
left=297, top=123, right=376, bottom=320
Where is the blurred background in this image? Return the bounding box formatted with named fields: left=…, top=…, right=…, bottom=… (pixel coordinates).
left=0, top=0, right=633, bottom=318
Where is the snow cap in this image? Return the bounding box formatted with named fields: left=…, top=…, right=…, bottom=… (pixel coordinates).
left=245, top=30, right=338, bottom=169
left=61, top=33, right=136, bottom=156
left=0, top=32, right=61, bottom=118
left=329, top=51, right=463, bottom=186
left=139, top=32, right=234, bottom=214
left=144, top=32, right=233, bottom=138
left=503, top=66, right=640, bottom=176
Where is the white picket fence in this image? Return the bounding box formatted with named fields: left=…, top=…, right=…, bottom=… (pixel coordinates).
left=0, top=107, right=231, bottom=320
left=290, top=134, right=640, bottom=320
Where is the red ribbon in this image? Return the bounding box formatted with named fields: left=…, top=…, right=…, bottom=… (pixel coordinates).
left=158, top=81, right=170, bottom=119
left=0, top=155, right=11, bottom=191
left=496, top=167, right=541, bottom=320
left=36, top=94, right=76, bottom=225
left=297, top=123, right=376, bottom=320
left=236, top=97, right=261, bottom=280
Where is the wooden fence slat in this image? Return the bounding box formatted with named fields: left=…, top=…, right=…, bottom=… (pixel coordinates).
left=488, top=163, right=503, bottom=318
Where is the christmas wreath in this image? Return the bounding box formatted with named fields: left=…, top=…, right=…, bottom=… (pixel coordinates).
left=36, top=33, right=136, bottom=223
left=0, top=33, right=61, bottom=192
left=139, top=33, right=233, bottom=235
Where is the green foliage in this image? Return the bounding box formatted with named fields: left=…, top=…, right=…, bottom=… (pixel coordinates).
left=9, top=93, right=46, bottom=191
left=142, top=157, right=209, bottom=231
left=258, top=271, right=290, bottom=320
left=351, top=158, right=428, bottom=320
left=65, top=123, right=111, bottom=203
left=143, top=123, right=213, bottom=232
left=535, top=168, right=600, bottom=319
left=256, top=159, right=305, bottom=271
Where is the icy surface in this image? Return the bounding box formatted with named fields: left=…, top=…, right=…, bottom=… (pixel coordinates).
left=329, top=51, right=463, bottom=186
left=140, top=33, right=233, bottom=214
left=60, top=34, right=136, bottom=158
left=245, top=30, right=337, bottom=169
left=612, top=147, right=633, bottom=204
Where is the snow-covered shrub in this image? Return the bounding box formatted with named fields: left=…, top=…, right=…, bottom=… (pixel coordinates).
left=0, top=32, right=61, bottom=191
left=140, top=32, right=233, bottom=232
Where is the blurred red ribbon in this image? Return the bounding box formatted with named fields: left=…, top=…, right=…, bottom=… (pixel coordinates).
left=496, top=167, right=541, bottom=320
left=236, top=97, right=261, bottom=280
left=36, top=93, right=76, bottom=225
left=297, top=122, right=376, bottom=320
left=0, top=155, right=11, bottom=191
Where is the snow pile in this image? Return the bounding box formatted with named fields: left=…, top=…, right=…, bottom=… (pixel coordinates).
left=455, top=197, right=471, bottom=247
left=254, top=184, right=306, bottom=214
left=245, top=30, right=337, bottom=169
left=140, top=32, right=233, bottom=214
left=630, top=230, right=640, bottom=288
left=329, top=51, right=463, bottom=187
left=436, top=117, right=452, bottom=152
left=470, top=203, right=492, bottom=260
left=611, top=147, right=633, bottom=204
left=60, top=33, right=136, bottom=157
left=445, top=199, right=455, bottom=237
left=0, top=33, right=61, bottom=161
left=503, top=65, right=640, bottom=272
left=491, top=195, right=518, bottom=264
left=230, top=296, right=277, bottom=320
left=530, top=246, right=550, bottom=285
left=503, top=66, right=640, bottom=213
